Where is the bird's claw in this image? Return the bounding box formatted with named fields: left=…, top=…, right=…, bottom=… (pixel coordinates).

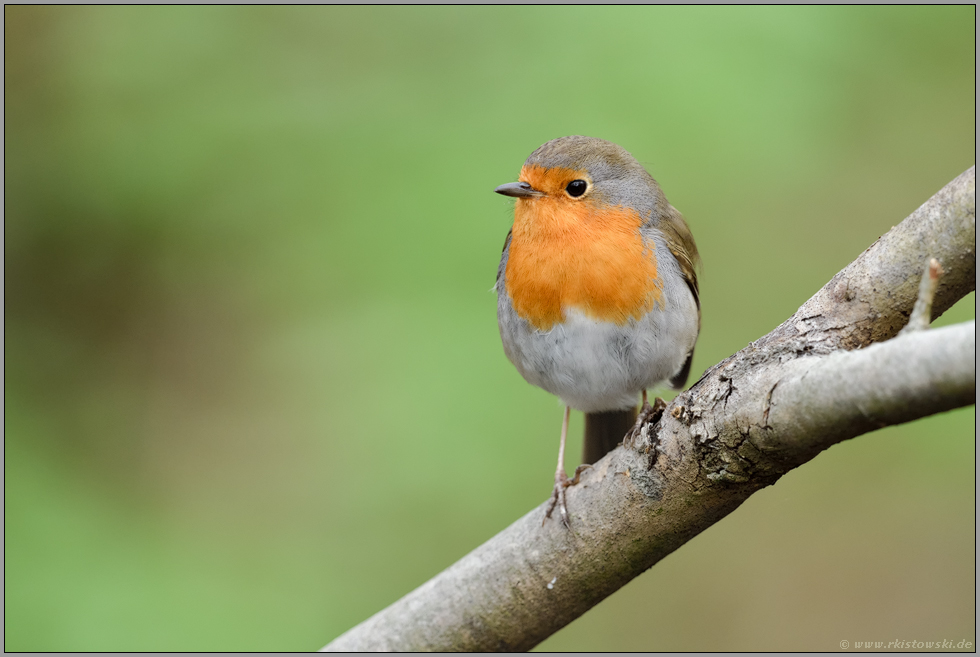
left=544, top=479, right=569, bottom=528
left=624, top=397, right=667, bottom=449
left=568, top=464, right=591, bottom=485
left=543, top=464, right=592, bottom=528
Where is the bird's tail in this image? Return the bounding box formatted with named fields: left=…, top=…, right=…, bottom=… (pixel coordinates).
left=582, top=408, right=637, bottom=465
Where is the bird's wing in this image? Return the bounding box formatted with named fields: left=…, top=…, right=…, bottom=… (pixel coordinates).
left=659, top=204, right=701, bottom=312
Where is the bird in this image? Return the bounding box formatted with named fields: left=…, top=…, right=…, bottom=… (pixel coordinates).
left=493, top=136, right=701, bottom=527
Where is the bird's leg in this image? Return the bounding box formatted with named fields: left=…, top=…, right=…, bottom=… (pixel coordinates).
left=625, top=390, right=667, bottom=448
left=544, top=406, right=581, bottom=528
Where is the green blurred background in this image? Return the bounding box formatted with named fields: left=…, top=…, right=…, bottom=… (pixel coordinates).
left=4, top=6, right=975, bottom=651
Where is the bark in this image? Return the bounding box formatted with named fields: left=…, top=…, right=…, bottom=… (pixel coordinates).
left=324, top=166, right=976, bottom=652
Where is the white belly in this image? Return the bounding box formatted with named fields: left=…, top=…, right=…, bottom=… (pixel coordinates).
left=497, top=285, right=698, bottom=412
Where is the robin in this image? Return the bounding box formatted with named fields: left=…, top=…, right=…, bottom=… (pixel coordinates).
left=494, top=136, right=701, bottom=526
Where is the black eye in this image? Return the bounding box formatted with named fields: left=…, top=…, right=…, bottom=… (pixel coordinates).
left=566, top=179, right=588, bottom=197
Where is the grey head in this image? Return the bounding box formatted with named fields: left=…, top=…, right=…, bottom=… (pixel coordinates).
left=522, top=135, right=667, bottom=218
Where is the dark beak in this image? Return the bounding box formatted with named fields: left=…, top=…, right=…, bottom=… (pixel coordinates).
left=494, top=181, right=544, bottom=198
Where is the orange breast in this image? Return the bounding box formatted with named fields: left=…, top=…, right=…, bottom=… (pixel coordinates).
left=504, top=168, right=661, bottom=331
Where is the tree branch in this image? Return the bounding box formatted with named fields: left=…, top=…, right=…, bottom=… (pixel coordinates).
left=767, top=320, right=974, bottom=453
left=323, top=166, right=975, bottom=652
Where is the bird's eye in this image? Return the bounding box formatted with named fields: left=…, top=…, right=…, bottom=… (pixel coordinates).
left=565, top=179, right=588, bottom=198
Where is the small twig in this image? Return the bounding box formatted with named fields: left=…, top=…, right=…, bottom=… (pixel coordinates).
left=900, top=258, right=944, bottom=335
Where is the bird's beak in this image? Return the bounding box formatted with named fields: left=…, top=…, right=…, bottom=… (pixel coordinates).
left=494, top=182, right=544, bottom=198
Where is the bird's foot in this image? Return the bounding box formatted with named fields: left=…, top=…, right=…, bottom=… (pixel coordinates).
left=624, top=397, right=667, bottom=449
left=543, top=465, right=592, bottom=528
